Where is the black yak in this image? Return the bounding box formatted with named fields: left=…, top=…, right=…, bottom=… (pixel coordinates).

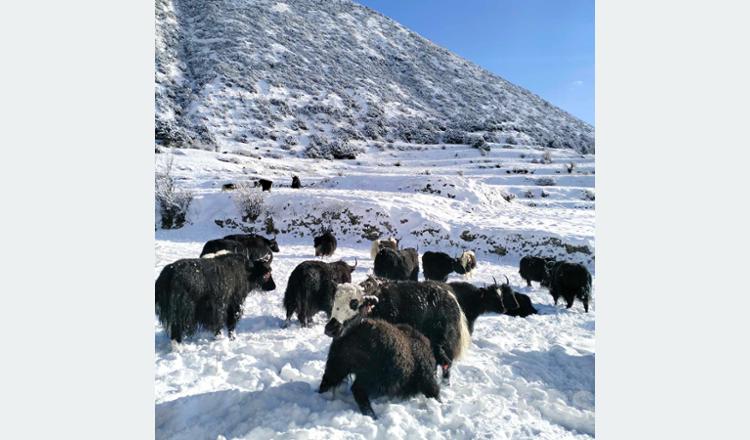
left=201, top=237, right=276, bottom=267
left=221, top=183, right=236, bottom=191
left=422, top=250, right=477, bottom=282
left=154, top=253, right=275, bottom=342
left=326, top=280, right=470, bottom=381
left=448, top=276, right=526, bottom=333
left=369, top=237, right=398, bottom=259
left=223, top=233, right=280, bottom=253
left=318, top=319, right=440, bottom=419
left=258, top=179, right=273, bottom=191
left=545, top=261, right=592, bottom=312
left=313, top=231, right=337, bottom=257
left=373, top=247, right=419, bottom=281
left=283, top=259, right=358, bottom=327
left=291, top=176, right=301, bottom=189
left=519, top=256, right=556, bottom=287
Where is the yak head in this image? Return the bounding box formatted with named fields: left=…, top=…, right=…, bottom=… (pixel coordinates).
left=324, top=283, right=378, bottom=338
left=540, top=260, right=559, bottom=288
left=489, top=275, right=520, bottom=313
left=246, top=252, right=276, bottom=291
left=268, top=234, right=280, bottom=252
left=453, top=251, right=476, bottom=275
left=359, top=274, right=384, bottom=296
left=330, top=258, right=358, bottom=283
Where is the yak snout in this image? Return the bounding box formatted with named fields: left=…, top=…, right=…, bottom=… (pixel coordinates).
left=324, top=319, right=342, bottom=338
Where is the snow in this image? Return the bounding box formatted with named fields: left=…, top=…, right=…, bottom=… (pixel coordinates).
left=155, top=142, right=595, bottom=439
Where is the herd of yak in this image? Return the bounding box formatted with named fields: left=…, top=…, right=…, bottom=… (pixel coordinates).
left=155, top=232, right=593, bottom=419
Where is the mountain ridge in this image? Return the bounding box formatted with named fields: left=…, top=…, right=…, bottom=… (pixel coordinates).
left=155, top=0, right=595, bottom=154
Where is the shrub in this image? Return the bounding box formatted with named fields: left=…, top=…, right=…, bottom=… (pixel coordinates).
left=534, top=177, right=557, bottom=186
left=305, top=135, right=359, bottom=160
left=540, top=149, right=553, bottom=164
left=566, top=162, right=576, bottom=174
left=582, top=189, right=596, bottom=201
left=233, top=183, right=266, bottom=222
left=155, top=155, right=193, bottom=229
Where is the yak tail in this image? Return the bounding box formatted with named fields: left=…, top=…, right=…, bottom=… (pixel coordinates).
left=155, top=271, right=195, bottom=340
left=443, top=285, right=471, bottom=361
left=454, top=308, right=471, bottom=361
left=370, top=240, right=379, bottom=259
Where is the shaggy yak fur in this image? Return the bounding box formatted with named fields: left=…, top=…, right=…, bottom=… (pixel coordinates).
left=313, top=231, right=337, bottom=257
left=326, top=279, right=471, bottom=381
left=519, top=256, right=556, bottom=287
left=154, top=253, right=275, bottom=342
left=373, top=247, right=419, bottom=281
left=291, top=175, right=301, bottom=189
left=318, top=319, right=440, bottom=419
left=422, top=250, right=477, bottom=282
left=223, top=233, right=280, bottom=253
left=283, top=259, right=357, bottom=327
left=369, top=237, right=399, bottom=259
left=544, top=261, right=592, bottom=312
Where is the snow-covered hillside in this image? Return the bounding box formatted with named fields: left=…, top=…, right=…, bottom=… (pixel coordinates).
left=155, top=141, right=595, bottom=439
left=155, top=0, right=594, bottom=154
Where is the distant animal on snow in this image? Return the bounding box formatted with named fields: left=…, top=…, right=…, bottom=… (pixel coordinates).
left=544, top=261, right=592, bottom=312
left=154, top=252, right=275, bottom=342
left=314, top=231, right=337, bottom=257
left=326, top=279, right=470, bottom=381
left=373, top=247, right=419, bottom=281
left=283, top=259, right=358, bottom=327
left=422, top=250, right=477, bottom=282
left=257, top=179, right=273, bottom=191
left=369, top=237, right=399, bottom=259
left=318, top=318, right=440, bottom=419
left=519, top=255, right=556, bottom=287
left=223, top=233, right=280, bottom=253
left=221, top=183, right=237, bottom=191
left=291, top=176, right=301, bottom=189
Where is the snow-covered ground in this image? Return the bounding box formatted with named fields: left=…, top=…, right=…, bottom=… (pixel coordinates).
left=155, top=142, right=595, bottom=439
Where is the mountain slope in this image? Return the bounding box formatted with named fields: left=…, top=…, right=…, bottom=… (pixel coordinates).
left=155, top=0, right=594, bottom=154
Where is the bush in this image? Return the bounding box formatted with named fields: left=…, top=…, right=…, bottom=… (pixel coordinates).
left=442, top=129, right=467, bottom=144
left=233, top=183, right=266, bottom=222
left=304, top=135, right=359, bottom=160
left=540, top=149, right=553, bottom=164
left=155, top=155, right=193, bottom=229
left=534, top=177, right=557, bottom=186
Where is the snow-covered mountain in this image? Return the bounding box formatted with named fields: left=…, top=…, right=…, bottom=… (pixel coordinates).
left=154, top=1, right=595, bottom=438
left=155, top=0, right=594, bottom=154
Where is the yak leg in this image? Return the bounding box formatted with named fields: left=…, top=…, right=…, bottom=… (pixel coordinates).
left=565, top=295, right=575, bottom=309
left=583, top=298, right=589, bottom=313
left=351, top=380, right=377, bottom=419
left=226, top=302, right=241, bottom=339
left=170, top=324, right=183, bottom=343
left=526, top=278, right=532, bottom=287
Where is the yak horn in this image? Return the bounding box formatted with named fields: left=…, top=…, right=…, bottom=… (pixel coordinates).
left=492, top=277, right=498, bottom=286
left=352, top=257, right=358, bottom=270
left=504, top=275, right=510, bottom=285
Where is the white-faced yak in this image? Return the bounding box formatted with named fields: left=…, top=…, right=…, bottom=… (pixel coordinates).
left=422, top=250, right=477, bottom=281
left=325, top=279, right=470, bottom=382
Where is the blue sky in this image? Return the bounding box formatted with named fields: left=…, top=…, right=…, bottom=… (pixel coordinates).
left=357, top=0, right=594, bottom=125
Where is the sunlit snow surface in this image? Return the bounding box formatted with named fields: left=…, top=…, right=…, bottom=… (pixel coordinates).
left=155, top=143, right=594, bottom=439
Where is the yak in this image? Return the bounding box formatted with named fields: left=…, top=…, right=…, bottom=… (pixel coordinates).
left=291, top=176, right=301, bottom=189
left=155, top=252, right=275, bottom=342
left=373, top=247, right=419, bottom=281
left=544, top=261, right=592, bottom=312
left=283, top=259, right=357, bottom=327
left=422, top=250, right=477, bottom=282
left=318, top=318, right=440, bottom=419
left=448, top=276, right=524, bottom=333
left=223, top=233, right=280, bottom=253
left=369, top=237, right=399, bottom=259
left=326, top=279, right=471, bottom=381
left=257, top=179, right=273, bottom=191
left=519, top=255, right=556, bottom=287
left=313, top=231, right=337, bottom=257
